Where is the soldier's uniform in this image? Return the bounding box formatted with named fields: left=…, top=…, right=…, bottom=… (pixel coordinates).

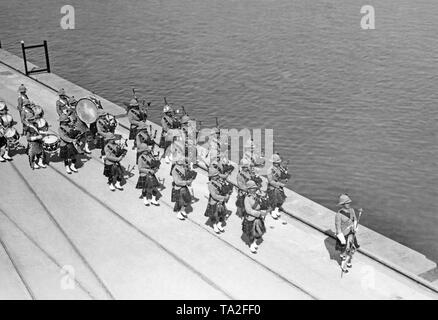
left=171, top=157, right=193, bottom=220
left=17, top=84, right=29, bottom=113
left=136, top=150, right=161, bottom=205
left=25, top=122, right=46, bottom=169
left=103, top=134, right=124, bottom=191
left=20, top=102, right=35, bottom=134
left=58, top=115, right=79, bottom=174
left=204, top=169, right=228, bottom=233
left=0, top=101, right=12, bottom=162
left=128, top=100, right=148, bottom=148
left=335, top=194, right=360, bottom=271
left=267, top=154, right=287, bottom=220
left=242, top=181, right=267, bottom=253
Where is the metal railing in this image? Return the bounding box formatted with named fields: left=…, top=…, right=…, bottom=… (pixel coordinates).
left=20, top=40, right=51, bottom=76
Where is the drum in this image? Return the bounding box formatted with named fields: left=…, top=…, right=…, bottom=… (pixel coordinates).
left=76, top=98, right=99, bottom=124
left=42, top=134, right=60, bottom=153
left=4, top=128, right=20, bottom=149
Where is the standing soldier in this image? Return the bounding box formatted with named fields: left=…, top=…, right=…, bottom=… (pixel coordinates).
left=103, top=134, right=125, bottom=191
left=335, top=194, right=361, bottom=273
left=128, top=99, right=148, bottom=150
left=20, top=100, right=35, bottom=135
left=56, top=88, right=73, bottom=116
left=161, top=104, right=174, bottom=163
left=267, top=153, right=287, bottom=223
left=136, top=149, right=161, bottom=206
left=58, top=114, right=79, bottom=174
left=0, top=101, right=14, bottom=161
left=242, top=180, right=268, bottom=253
left=171, top=155, right=193, bottom=220
left=235, top=158, right=252, bottom=218
left=17, top=84, right=29, bottom=113
left=204, top=168, right=228, bottom=234
left=25, top=118, right=46, bottom=169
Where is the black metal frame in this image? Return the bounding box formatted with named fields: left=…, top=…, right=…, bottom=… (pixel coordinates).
left=20, top=40, right=51, bottom=76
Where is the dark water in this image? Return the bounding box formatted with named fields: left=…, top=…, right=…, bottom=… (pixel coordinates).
left=1, top=0, right=437, bottom=262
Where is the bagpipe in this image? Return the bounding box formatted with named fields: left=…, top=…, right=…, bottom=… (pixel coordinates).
left=255, top=191, right=270, bottom=211
left=114, top=138, right=128, bottom=158
left=214, top=177, right=234, bottom=196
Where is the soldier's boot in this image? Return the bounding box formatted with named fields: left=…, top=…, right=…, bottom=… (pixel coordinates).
left=65, top=165, right=72, bottom=174
left=143, top=197, right=150, bottom=206
left=38, top=157, right=46, bottom=168
left=3, top=151, right=12, bottom=161
left=181, top=210, right=188, bottom=218
left=217, top=223, right=225, bottom=232
left=115, top=181, right=123, bottom=190
left=213, top=223, right=221, bottom=234
left=0, top=156, right=5, bottom=163
left=250, top=241, right=258, bottom=253
left=271, top=209, right=279, bottom=219
left=70, top=163, right=78, bottom=173
left=33, top=160, right=41, bottom=169
left=177, top=211, right=185, bottom=220
left=151, top=196, right=159, bottom=206
left=109, top=183, right=116, bottom=191
left=164, top=156, right=170, bottom=164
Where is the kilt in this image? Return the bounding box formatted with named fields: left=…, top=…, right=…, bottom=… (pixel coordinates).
left=204, top=202, right=226, bottom=222
left=267, top=187, right=286, bottom=208
left=160, top=135, right=171, bottom=149
left=0, top=136, right=6, bottom=148
left=335, top=231, right=357, bottom=253
left=90, top=122, right=98, bottom=136
left=129, top=126, right=137, bottom=140
left=59, top=143, right=78, bottom=159
left=235, top=191, right=246, bottom=209
left=171, top=186, right=191, bottom=205
left=242, top=218, right=266, bottom=240
left=136, top=173, right=159, bottom=189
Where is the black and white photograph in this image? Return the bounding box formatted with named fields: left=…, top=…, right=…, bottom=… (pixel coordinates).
left=0, top=0, right=437, bottom=304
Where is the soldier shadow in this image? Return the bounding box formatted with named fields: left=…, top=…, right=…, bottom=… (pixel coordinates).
left=323, top=230, right=342, bottom=267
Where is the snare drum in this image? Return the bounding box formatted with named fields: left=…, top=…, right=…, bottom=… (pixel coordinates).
left=42, top=134, right=60, bottom=153
left=4, top=128, right=21, bottom=149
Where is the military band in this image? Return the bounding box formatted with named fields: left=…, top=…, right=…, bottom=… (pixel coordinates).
left=1, top=84, right=363, bottom=264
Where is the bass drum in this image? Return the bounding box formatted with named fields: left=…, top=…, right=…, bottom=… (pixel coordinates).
left=75, top=98, right=99, bottom=124
left=4, top=127, right=21, bottom=149
left=42, top=134, right=60, bottom=154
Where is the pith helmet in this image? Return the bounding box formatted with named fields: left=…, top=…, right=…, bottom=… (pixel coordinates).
left=270, top=153, right=282, bottom=163
left=247, top=180, right=258, bottom=190
left=130, top=99, right=139, bottom=107
left=18, top=84, right=27, bottom=93
left=58, top=88, right=66, bottom=96
left=338, top=194, right=352, bottom=206
left=32, top=105, right=44, bottom=117
left=240, top=158, right=251, bottom=168
left=181, top=115, right=190, bottom=124
left=35, top=118, right=47, bottom=129
left=175, top=154, right=185, bottom=164
left=163, top=104, right=172, bottom=113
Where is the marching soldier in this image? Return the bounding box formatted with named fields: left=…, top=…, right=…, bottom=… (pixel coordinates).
left=20, top=100, right=35, bottom=135
left=0, top=101, right=14, bottom=161
left=103, top=133, right=125, bottom=191
left=58, top=114, right=79, bottom=174
left=209, top=154, right=234, bottom=215
left=335, top=194, right=362, bottom=273
left=205, top=168, right=229, bottom=234
left=128, top=99, right=148, bottom=150
left=161, top=104, right=174, bottom=163
left=171, top=155, right=193, bottom=220
left=243, top=180, right=268, bottom=253
left=70, top=109, right=91, bottom=154
left=25, top=118, right=46, bottom=169
left=136, top=149, right=161, bottom=206
left=17, top=84, right=29, bottom=113
left=135, top=128, right=155, bottom=164
left=56, top=88, right=74, bottom=116
left=267, top=153, right=287, bottom=222
left=236, top=158, right=253, bottom=218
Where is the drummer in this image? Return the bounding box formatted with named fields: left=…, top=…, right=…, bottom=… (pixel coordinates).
left=161, top=104, right=175, bottom=163
left=20, top=99, right=35, bottom=135
left=128, top=99, right=148, bottom=150
left=96, top=110, right=116, bottom=158
left=58, top=114, right=79, bottom=174
left=25, top=117, right=46, bottom=169
left=135, top=127, right=155, bottom=164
